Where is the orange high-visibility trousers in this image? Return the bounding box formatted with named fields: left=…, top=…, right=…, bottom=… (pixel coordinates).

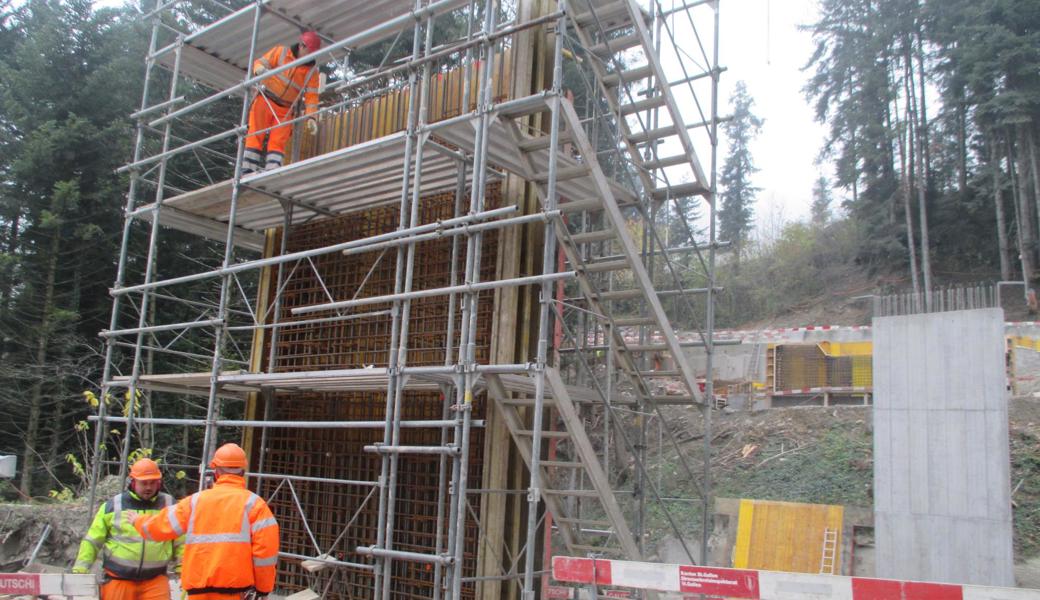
left=186, top=593, right=239, bottom=600
left=100, top=574, right=170, bottom=600
left=245, top=96, right=293, bottom=155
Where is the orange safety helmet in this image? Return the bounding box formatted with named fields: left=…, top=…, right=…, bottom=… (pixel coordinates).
left=209, top=443, right=248, bottom=469
left=299, top=31, right=321, bottom=53
left=129, top=458, right=163, bottom=481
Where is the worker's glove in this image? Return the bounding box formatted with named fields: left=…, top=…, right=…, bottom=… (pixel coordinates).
left=305, top=118, right=318, bottom=136
left=254, top=64, right=267, bottom=76
left=123, top=509, right=140, bottom=525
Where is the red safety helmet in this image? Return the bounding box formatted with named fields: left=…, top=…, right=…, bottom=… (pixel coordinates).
left=129, top=458, right=163, bottom=481
left=300, top=31, right=322, bottom=53
left=210, top=443, right=248, bottom=469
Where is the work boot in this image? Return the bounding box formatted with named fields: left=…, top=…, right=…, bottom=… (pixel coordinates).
left=265, top=151, right=284, bottom=172
left=243, top=148, right=263, bottom=174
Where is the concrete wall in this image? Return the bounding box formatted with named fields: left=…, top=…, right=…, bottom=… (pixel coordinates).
left=684, top=343, right=766, bottom=381
left=873, top=308, right=1014, bottom=586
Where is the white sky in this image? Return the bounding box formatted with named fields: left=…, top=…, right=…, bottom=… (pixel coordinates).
left=718, top=0, right=829, bottom=229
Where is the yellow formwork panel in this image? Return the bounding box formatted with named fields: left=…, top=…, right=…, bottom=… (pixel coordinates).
left=773, top=344, right=874, bottom=390
left=851, top=356, right=872, bottom=387
left=818, top=341, right=873, bottom=357
left=731, top=499, right=844, bottom=575
left=1010, top=336, right=1040, bottom=351
left=287, top=49, right=514, bottom=164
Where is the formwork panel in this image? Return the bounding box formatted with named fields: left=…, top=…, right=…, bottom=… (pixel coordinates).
left=252, top=185, right=500, bottom=599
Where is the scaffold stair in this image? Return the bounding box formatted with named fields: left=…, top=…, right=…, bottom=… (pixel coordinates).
left=542, top=100, right=704, bottom=406
left=487, top=369, right=640, bottom=561
left=564, top=0, right=712, bottom=200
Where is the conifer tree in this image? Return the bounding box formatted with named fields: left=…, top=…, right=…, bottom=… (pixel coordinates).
left=718, top=82, right=762, bottom=269
left=811, top=176, right=833, bottom=226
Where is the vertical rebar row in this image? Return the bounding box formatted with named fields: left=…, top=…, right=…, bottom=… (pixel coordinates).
left=256, top=202, right=294, bottom=476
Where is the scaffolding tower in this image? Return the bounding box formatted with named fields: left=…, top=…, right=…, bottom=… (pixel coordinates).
left=88, top=0, right=723, bottom=597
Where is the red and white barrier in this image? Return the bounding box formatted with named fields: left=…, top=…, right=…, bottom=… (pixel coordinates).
left=552, top=556, right=1040, bottom=599
left=0, top=572, right=96, bottom=597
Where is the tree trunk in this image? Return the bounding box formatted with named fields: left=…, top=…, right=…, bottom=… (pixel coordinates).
left=1028, top=125, right=1040, bottom=250
left=993, top=139, right=1012, bottom=281
left=0, top=212, right=19, bottom=362
left=907, top=47, right=933, bottom=305
left=914, top=26, right=931, bottom=184
left=1010, top=133, right=1036, bottom=288
left=46, top=249, right=84, bottom=478
left=957, top=92, right=968, bottom=195
left=19, top=221, right=61, bottom=497
left=895, top=61, right=921, bottom=297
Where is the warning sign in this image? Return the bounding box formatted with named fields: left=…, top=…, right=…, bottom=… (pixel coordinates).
left=678, top=565, right=759, bottom=598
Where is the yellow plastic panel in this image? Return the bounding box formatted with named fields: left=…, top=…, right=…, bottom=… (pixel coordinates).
left=731, top=499, right=844, bottom=574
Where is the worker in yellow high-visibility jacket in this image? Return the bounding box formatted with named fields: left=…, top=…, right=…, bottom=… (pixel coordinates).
left=73, top=458, right=184, bottom=600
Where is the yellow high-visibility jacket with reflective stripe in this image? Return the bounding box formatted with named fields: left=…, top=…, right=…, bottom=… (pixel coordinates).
left=73, top=490, right=184, bottom=579
left=253, top=44, right=320, bottom=116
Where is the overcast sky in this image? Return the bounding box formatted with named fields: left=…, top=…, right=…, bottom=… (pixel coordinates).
left=717, top=0, right=829, bottom=229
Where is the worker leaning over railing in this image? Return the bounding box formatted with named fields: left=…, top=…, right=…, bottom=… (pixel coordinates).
left=73, top=458, right=184, bottom=600
left=124, top=444, right=280, bottom=600
left=244, top=31, right=323, bottom=174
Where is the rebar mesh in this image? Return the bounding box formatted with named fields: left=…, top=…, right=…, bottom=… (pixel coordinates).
left=774, top=345, right=873, bottom=391
left=252, top=185, right=500, bottom=599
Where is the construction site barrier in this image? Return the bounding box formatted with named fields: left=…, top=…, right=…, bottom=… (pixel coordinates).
left=0, top=573, right=96, bottom=597
left=551, top=556, right=1040, bottom=599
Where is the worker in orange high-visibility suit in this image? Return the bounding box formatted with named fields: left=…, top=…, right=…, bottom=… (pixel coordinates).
left=244, top=30, right=322, bottom=174
left=125, top=444, right=279, bottom=600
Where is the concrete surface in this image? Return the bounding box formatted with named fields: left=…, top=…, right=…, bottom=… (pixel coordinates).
left=873, top=308, right=1015, bottom=586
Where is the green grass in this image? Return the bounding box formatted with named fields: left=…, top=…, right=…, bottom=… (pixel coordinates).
left=1011, top=426, right=1040, bottom=559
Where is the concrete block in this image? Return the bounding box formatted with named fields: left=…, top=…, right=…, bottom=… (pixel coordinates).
left=873, top=309, right=1013, bottom=587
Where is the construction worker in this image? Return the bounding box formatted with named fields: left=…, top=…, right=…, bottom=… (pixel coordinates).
left=124, top=444, right=279, bottom=600
left=244, top=31, right=323, bottom=174
left=73, top=458, right=183, bottom=600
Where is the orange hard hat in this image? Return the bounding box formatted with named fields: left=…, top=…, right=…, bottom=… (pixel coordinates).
left=300, top=31, right=321, bottom=52
left=209, top=443, right=248, bottom=469
left=129, top=458, right=162, bottom=481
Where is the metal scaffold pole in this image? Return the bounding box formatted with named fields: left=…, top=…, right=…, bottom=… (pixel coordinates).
left=198, top=0, right=263, bottom=483
left=448, top=1, right=498, bottom=595
left=116, top=32, right=185, bottom=483
left=522, top=4, right=566, bottom=598
left=373, top=3, right=429, bottom=596
left=701, top=0, right=721, bottom=565
left=88, top=2, right=162, bottom=515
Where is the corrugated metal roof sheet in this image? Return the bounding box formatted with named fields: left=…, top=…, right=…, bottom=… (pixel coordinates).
left=159, top=0, right=470, bottom=91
